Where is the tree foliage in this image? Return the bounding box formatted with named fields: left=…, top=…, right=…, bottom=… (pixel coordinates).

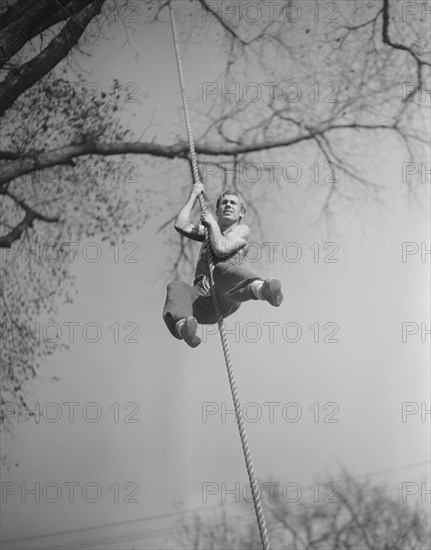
left=175, top=472, right=430, bottom=549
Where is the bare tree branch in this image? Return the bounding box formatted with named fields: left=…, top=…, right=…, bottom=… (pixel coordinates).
left=0, top=0, right=105, bottom=116
left=0, top=122, right=401, bottom=186
left=381, top=0, right=431, bottom=102
left=0, top=150, right=20, bottom=160
left=0, top=189, right=59, bottom=247
left=0, top=0, right=94, bottom=69
left=198, top=0, right=247, bottom=45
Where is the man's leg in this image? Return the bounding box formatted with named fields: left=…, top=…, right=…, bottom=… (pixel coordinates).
left=163, top=281, right=228, bottom=347
left=162, top=281, right=202, bottom=347
left=213, top=262, right=283, bottom=307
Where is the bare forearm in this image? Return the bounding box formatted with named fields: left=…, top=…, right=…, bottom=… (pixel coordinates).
left=174, top=183, right=205, bottom=231
left=174, top=193, right=196, bottom=230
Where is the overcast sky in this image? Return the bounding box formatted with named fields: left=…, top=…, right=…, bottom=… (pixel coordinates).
left=1, top=1, right=430, bottom=548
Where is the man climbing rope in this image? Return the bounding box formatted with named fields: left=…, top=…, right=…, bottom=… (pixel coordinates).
left=163, top=182, right=283, bottom=347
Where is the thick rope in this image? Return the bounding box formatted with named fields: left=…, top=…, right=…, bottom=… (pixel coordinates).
left=168, top=3, right=270, bottom=548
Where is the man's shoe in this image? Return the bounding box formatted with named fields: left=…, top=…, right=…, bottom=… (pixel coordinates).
left=181, top=316, right=201, bottom=348
left=261, top=278, right=283, bottom=307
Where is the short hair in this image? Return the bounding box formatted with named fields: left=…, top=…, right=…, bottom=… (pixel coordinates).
left=216, top=190, right=247, bottom=217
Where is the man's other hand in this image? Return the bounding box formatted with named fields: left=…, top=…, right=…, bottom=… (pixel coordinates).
left=201, top=211, right=217, bottom=228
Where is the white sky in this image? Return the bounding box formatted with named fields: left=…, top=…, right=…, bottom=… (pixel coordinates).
left=1, top=1, right=430, bottom=548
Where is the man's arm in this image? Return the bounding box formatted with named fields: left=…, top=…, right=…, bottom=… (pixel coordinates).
left=201, top=212, right=250, bottom=257
left=174, top=183, right=206, bottom=242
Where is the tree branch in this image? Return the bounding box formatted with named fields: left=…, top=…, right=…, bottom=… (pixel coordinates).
left=198, top=0, right=247, bottom=45
left=0, top=0, right=94, bottom=69
left=0, top=0, right=105, bottom=116
left=0, top=150, right=20, bottom=160
left=0, top=189, right=60, bottom=248
left=0, top=123, right=399, bottom=185
left=381, top=0, right=430, bottom=101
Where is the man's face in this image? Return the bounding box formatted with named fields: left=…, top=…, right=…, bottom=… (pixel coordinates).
left=216, top=194, right=243, bottom=224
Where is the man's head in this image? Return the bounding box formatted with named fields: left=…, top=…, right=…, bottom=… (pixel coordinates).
left=215, top=190, right=246, bottom=225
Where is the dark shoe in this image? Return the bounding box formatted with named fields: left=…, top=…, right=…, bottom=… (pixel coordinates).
left=181, top=316, right=201, bottom=348
left=261, top=278, right=283, bottom=307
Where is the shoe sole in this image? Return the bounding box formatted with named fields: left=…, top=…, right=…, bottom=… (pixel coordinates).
left=182, top=317, right=201, bottom=348
left=262, top=278, right=283, bottom=307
